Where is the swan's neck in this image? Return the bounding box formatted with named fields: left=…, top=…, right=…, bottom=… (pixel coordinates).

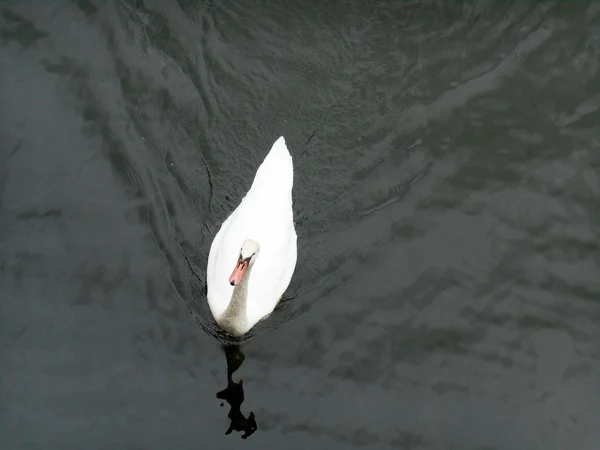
left=218, top=265, right=253, bottom=336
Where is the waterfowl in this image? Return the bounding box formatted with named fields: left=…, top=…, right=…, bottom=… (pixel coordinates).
left=206, top=136, right=297, bottom=336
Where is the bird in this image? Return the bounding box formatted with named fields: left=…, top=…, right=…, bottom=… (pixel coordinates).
left=206, top=136, right=297, bottom=336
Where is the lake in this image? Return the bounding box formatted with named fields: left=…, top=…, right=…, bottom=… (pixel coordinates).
left=1, top=1, right=599, bottom=449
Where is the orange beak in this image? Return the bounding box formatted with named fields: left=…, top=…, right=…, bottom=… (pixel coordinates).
left=229, top=258, right=248, bottom=286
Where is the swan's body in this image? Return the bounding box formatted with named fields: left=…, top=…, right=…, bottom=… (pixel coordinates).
left=206, top=136, right=297, bottom=336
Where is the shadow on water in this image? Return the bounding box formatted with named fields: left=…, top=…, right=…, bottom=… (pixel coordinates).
left=216, top=344, right=258, bottom=439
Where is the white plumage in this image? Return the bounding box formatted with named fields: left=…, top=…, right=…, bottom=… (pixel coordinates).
left=206, top=136, right=297, bottom=336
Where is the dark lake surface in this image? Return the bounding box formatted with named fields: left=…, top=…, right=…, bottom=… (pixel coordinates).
left=2, top=1, right=600, bottom=448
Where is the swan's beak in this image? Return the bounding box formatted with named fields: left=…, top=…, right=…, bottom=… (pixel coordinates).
left=229, top=258, right=248, bottom=286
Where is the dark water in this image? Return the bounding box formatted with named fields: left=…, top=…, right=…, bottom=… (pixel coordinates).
left=2, top=1, right=600, bottom=448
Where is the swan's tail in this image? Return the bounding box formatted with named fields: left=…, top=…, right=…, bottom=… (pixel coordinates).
left=251, top=136, right=293, bottom=191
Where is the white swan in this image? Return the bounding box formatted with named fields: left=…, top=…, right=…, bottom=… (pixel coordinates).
left=206, top=136, right=297, bottom=336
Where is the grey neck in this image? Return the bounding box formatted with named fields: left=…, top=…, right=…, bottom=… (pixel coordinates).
left=218, top=265, right=253, bottom=334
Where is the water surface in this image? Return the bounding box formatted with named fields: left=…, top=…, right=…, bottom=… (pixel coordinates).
left=2, top=1, right=600, bottom=449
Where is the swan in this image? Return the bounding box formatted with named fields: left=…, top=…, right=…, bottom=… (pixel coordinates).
left=206, top=136, right=297, bottom=336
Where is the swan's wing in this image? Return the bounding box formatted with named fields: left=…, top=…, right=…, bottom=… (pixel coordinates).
left=244, top=208, right=297, bottom=326
left=206, top=213, right=232, bottom=320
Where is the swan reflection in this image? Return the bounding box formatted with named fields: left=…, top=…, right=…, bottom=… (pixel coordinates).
left=217, top=344, right=257, bottom=439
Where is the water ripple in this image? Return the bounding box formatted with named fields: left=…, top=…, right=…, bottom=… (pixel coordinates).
left=3, top=1, right=600, bottom=448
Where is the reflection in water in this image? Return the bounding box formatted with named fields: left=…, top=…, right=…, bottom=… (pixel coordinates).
left=216, top=345, right=257, bottom=439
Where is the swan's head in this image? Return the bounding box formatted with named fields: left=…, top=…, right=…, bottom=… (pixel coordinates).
left=229, top=239, right=260, bottom=286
